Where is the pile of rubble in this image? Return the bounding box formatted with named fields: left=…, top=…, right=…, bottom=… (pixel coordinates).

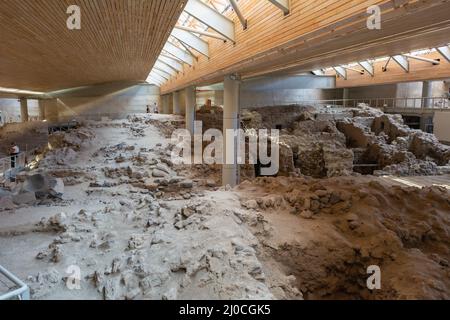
left=337, top=105, right=450, bottom=176
left=48, top=127, right=95, bottom=151
left=127, top=114, right=182, bottom=138
left=25, top=191, right=300, bottom=300
left=279, top=111, right=354, bottom=177
left=238, top=176, right=450, bottom=299
left=242, top=105, right=450, bottom=177
left=42, top=127, right=95, bottom=167
left=0, top=173, right=64, bottom=210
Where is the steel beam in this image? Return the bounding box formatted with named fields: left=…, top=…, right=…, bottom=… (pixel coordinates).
left=342, top=66, right=364, bottom=74
left=150, top=72, right=167, bottom=84
left=154, top=61, right=177, bottom=76
left=153, top=68, right=172, bottom=80
left=171, top=28, right=209, bottom=57
left=311, top=70, right=325, bottom=76
left=176, top=39, right=197, bottom=59
left=184, top=0, right=235, bottom=43
left=146, top=75, right=163, bottom=86
left=437, top=46, right=450, bottom=63
left=358, top=61, right=374, bottom=76
left=403, top=53, right=440, bottom=65
left=392, top=55, right=410, bottom=72
left=163, top=42, right=195, bottom=66
left=158, top=56, right=183, bottom=73
left=267, top=0, right=290, bottom=15
left=161, top=52, right=185, bottom=65
left=174, top=25, right=228, bottom=41
left=333, top=66, right=347, bottom=80
left=229, top=0, right=247, bottom=30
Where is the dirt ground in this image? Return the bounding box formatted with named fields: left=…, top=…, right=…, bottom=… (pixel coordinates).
left=0, top=114, right=449, bottom=300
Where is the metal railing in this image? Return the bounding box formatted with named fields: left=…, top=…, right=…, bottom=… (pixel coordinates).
left=288, top=97, right=449, bottom=111
left=0, top=265, right=30, bottom=300
left=0, top=153, right=27, bottom=180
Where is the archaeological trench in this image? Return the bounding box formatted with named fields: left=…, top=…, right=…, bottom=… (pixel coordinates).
left=0, top=103, right=449, bottom=300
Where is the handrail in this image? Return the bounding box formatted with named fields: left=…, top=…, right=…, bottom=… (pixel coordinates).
left=278, top=97, right=449, bottom=110
left=0, top=149, right=42, bottom=181
left=0, top=265, right=30, bottom=300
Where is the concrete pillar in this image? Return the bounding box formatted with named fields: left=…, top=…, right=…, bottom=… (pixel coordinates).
left=157, top=96, right=163, bottom=113
left=422, top=81, right=433, bottom=108
left=343, top=88, right=349, bottom=107
left=222, top=75, right=240, bottom=187
left=173, top=91, right=181, bottom=115
left=214, top=90, right=224, bottom=106
left=162, top=95, right=170, bottom=114
left=38, top=100, right=46, bottom=121
left=44, top=99, right=59, bottom=123
left=168, top=93, right=174, bottom=114
left=180, top=91, right=186, bottom=116
left=20, top=98, right=29, bottom=122
left=185, top=86, right=196, bottom=134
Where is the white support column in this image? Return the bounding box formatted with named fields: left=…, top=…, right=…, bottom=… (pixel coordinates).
left=44, top=99, right=59, bottom=123
left=157, top=96, right=163, bottom=114
left=343, top=88, right=349, bottom=107
left=38, top=100, right=46, bottom=121
left=162, top=95, right=170, bottom=114
left=222, top=75, right=240, bottom=187
left=20, top=98, right=29, bottom=122
left=173, top=91, right=181, bottom=115
left=185, top=86, right=196, bottom=135
left=214, top=90, right=224, bottom=106
left=422, top=81, right=433, bottom=108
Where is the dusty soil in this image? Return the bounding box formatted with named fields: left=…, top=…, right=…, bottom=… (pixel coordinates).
left=1, top=114, right=449, bottom=300
left=237, top=176, right=450, bottom=300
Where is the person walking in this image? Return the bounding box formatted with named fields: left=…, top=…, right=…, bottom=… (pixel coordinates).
left=9, top=142, right=20, bottom=168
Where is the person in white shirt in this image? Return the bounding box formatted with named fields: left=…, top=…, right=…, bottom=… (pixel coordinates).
left=9, top=142, right=20, bottom=168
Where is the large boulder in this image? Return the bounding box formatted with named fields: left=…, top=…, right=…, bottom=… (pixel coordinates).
left=16, top=173, right=64, bottom=200
left=0, top=189, right=16, bottom=210
left=12, top=191, right=37, bottom=205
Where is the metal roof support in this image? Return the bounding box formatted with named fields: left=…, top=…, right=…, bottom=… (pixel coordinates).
left=150, top=72, right=167, bottom=84
left=152, top=69, right=171, bottom=81
left=171, top=28, right=209, bottom=58
left=154, top=61, right=177, bottom=76
left=174, top=39, right=198, bottom=60
left=147, top=76, right=163, bottom=86
left=163, top=42, right=195, bottom=66
left=333, top=66, right=347, bottom=80
left=342, top=66, right=364, bottom=74
left=161, top=51, right=185, bottom=64
left=174, top=25, right=228, bottom=42
left=158, top=56, right=183, bottom=73
left=382, top=57, right=391, bottom=72
left=358, top=61, right=374, bottom=76
left=311, top=70, right=325, bottom=76
left=229, top=0, right=248, bottom=30
left=184, top=0, right=235, bottom=43
left=267, top=0, right=290, bottom=15
left=392, top=55, right=410, bottom=72
left=437, top=46, right=450, bottom=62
left=403, top=53, right=440, bottom=65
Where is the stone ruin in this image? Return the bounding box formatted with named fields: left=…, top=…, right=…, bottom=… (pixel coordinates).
left=240, top=104, right=450, bottom=178
left=336, top=105, right=450, bottom=176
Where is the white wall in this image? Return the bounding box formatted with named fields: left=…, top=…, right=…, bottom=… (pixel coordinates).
left=56, top=83, right=160, bottom=120
left=434, top=111, right=450, bottom=143
left=0, top=83, right=160, bottom=123
left=0, top=99, right=39, bottom=123
left=239, top=75, right=338, bottom=108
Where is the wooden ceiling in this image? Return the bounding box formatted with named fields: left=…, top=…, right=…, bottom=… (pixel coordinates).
left=0, top=0, right=186, bottom=91
left=161, top=0, right=450, bottom=93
